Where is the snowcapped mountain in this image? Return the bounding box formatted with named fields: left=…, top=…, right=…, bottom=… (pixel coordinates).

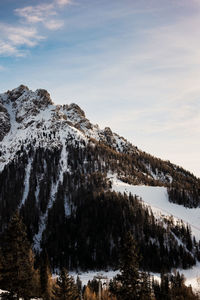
left=0, top=85, right=136, bottom=171
left=0, top=85, right=200, bottom=272
left=1, top=85, right=199, bottom=187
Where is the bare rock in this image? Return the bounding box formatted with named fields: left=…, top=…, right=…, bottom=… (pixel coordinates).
left=36, top=89, right=53, bottom=106
left=0, top=103, right=11, bottom=141
left=67, top=103, right=85, bottom=118
left=6, top=85, right=29, bottom=102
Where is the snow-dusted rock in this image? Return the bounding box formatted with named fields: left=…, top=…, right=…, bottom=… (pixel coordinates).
left=0, top=101, right=10, bottom=141
left=0, top=85, right=138, bottom=171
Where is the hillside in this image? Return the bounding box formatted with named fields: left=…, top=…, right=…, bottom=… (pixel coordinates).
left=0, top=85, right=200, bottom=272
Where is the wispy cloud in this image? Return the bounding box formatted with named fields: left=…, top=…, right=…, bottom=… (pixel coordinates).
left=15, top=4, right=56, bottom=25
left=0, top=23, right=44, bottom=56
left=55, top=0, right=71, bottom=6
left=0, top=41, right=17, bottom=56
left=0, top=0, right=71, bottom=57
left=14, top=0, right=71, bottom=30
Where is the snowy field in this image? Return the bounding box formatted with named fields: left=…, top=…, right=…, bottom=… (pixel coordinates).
left=110, top=174, right=200, bottom=241
left=69, top=265, right=200, bottom=291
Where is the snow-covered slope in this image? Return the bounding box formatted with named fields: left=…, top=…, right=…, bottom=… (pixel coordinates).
left=110, top=174, right=200, bottom=241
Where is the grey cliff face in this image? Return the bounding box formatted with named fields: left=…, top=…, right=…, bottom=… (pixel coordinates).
left=0, top=101, right=11, bottom=142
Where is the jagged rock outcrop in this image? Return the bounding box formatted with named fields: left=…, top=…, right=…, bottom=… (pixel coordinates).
left=0, top=85, right=138, bottom=171
left=6, top=85, right=29, bottom=102
left=0, top=101, right=10, bottom=141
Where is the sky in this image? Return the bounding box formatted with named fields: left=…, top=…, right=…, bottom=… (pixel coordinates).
left=0, top=0, right=200, bottom=177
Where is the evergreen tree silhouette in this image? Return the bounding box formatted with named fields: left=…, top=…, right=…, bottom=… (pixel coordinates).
left=0, top=212, right=36, bottom=300
left=53, top=267, right=79, bottom=300
left=110, top=232, right=141, bottom=300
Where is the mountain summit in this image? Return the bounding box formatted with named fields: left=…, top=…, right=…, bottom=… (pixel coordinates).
left=0, top=85, right=136, bottom=171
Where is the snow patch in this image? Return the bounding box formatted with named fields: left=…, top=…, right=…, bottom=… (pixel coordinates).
left=19, top=157, right=33, bottom=208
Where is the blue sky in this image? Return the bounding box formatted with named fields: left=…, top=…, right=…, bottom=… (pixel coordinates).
left=0, top=0, right=200, bottom=177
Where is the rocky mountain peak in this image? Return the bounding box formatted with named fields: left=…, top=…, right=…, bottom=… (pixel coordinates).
left=5, top=85, right=53, bottom=108
left=67, top=103, right=85, bottom=118
left=6, top=85, right=29, bottom=102
left=35, top=89, right=54, bottom=107
left=0, top=85, right=139, bottom=171
left=6, top=86, right=54, bottom=124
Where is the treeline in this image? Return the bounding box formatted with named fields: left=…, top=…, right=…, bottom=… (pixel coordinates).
left=168, top=187, right=200, bottom=208
left=0, top=214, right=199, bottom=300
left=83, top=272, right=199, bottom=300
left=83, top=232, right=199, bottom=300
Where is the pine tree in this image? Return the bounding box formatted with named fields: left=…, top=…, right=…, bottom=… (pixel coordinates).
left=109, top=232, right=140, bottom=300
left=76, top=275, right=82, bottom=298
left=83, top=286, right=96, bottom=300
left=39, top=250, right=53, bottom=300
left=0, top=211, right=36, bottom=299
left=53, top=268, right=79, bottom=300
left=139, top=272, right=152, bottom=299
left=160, top=272, right=171, bottom=300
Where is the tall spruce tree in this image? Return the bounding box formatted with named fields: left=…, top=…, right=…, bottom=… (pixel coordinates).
left=0, top=211, right=36, bottom=300
left=109, top=232, right=141, bottom=300
left=53, top=268, right=79, bottom=300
